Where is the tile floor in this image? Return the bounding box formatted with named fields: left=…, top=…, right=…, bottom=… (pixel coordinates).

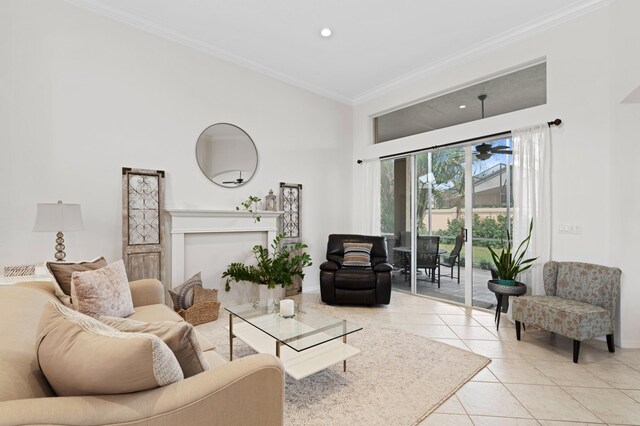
left=294, top=290, right=640, bottom=425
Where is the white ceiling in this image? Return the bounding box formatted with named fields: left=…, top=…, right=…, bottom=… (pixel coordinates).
left=68, top=0, right=609, bottom=104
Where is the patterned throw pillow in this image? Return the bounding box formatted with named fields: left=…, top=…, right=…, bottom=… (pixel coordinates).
left=70, top=260, right=134, bottom=318
left=36, top=302, right=183, bottom=396
left=169, top=273, right=203, bottom=310
left=342, top=243, right=373, bottom=267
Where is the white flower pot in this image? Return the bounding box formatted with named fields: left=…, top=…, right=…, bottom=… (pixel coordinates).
left=259, top=285, right=284, bottom=311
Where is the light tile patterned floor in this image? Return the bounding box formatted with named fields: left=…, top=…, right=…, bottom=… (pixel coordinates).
left=295, top=290, right=640, bottom=425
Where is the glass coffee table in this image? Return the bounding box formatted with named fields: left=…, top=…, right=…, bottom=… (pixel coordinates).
left=225, top=302, right=362, bottom=380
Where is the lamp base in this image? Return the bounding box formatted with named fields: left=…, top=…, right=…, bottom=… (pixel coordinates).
left=54, top=232, right=66, bottom=262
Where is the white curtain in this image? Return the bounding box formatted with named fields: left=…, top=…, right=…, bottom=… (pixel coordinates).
left=511, top=123, right=551, bottom=297
left=355, top=160, right=381, bottom=235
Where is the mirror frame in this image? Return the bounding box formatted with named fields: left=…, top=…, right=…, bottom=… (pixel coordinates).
left=195, top=123, right=258, bottom=188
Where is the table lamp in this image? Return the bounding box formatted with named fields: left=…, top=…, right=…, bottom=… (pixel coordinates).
left=33, top=200, right=84, bottom=261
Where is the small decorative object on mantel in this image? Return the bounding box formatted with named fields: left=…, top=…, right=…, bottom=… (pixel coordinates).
left=235, top=195, right=262, bottom=222
left=488, top=219, right=537, bottom=286
left=221, top=234, right=312, bottom=309
left=265, top=189, right=277, bottom=212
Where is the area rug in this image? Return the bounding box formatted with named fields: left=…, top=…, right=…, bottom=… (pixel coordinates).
left=196, top=303, right=489, bottom=426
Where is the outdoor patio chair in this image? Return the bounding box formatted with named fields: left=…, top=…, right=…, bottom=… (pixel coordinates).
left=439, top=233, right=463, bottom=284
left=417, top=236, right=440, bottom=287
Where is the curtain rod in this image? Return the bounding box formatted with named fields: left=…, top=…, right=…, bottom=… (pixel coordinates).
left=356, top=118, right=562, bottom=164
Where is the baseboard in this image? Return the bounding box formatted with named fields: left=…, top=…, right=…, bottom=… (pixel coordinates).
left=620, top=339, right=640, bottom=349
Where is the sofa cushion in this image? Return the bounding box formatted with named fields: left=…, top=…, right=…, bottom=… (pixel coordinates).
left=46, top=257, right=107, bottom=306
left=512, top=295, right=611, bottom=341
left=100, top=316, right=210, bottom=378
left=204, top=350, right=227, bottom=369
left=334, top=268, right=376, bottom=290
left=129, top=304, right=185, bottom=322
left=169, top=272, right=202, bottom=310
left=71, top=260, right=134, bottom=318
left=36, top=302, right=183, bottom=396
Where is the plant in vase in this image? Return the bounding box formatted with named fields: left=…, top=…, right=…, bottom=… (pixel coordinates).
left=222, top=234, right=312, bottom=308
left=236, top=195, right=262, bottom=222
left=487, top=219, right=537, bottom=286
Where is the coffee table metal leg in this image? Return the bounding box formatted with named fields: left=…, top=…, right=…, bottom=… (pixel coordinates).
left=276, top=341, right=281, bottom=358
left=343, top=320, right=347, bottom=372
left=229, top=313, right=234, bottom=361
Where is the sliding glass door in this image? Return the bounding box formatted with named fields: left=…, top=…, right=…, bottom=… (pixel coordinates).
left=471, top=137, right=513, bottom=308
left=381, top=136, right=513, bottom=312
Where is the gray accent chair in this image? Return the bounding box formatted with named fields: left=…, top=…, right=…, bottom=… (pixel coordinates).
left=512, top=261, right=621, bottom=363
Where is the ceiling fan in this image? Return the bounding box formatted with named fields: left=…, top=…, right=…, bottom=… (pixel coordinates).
left=222, top=171, right=245, bottom=185
left=473, top=94, right=513, bottom=160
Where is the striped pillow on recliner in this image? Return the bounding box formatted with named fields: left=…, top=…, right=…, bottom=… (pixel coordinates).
left=342, top=243, right=373, bottom=267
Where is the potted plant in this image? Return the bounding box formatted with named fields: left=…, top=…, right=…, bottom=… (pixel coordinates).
left=487, top=219, right=537, bottom=286
left=222, top=234, right=312, bottom=305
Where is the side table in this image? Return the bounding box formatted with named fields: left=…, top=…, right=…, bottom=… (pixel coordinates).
left=487, top=280, right=526, bottom=330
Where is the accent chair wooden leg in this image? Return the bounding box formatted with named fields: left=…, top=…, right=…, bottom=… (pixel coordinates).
left=515, top=320, right=521, bottom=341
left=573, top=340, right=581, bottom=363
left=607, top=334, right=615, bottom=353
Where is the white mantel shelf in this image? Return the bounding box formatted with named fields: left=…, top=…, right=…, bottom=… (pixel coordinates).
left=165, top=209, right=282, bottom=288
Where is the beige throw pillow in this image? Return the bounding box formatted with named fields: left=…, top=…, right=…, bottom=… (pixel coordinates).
left=100, top=316, right=210, bottom=378
left=46, top=257, right=107, bottom=306
left=36, top=302, right=183, bottom=396
left=71, top=259, right=134, bottom=317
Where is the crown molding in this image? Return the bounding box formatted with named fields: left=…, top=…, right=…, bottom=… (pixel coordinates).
left=352, top=0, right=613, bottom=105
left=66, top=0, right=611, bottom=106
left=64, top=0, right=353, bottom=105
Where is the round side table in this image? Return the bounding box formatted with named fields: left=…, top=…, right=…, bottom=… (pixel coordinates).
left=487, top=280, right=527, bottom=330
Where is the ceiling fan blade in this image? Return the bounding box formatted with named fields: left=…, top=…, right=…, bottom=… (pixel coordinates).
left=476, top=153, right=492, bottom=161
left=474, top=143, right=493, bottom=154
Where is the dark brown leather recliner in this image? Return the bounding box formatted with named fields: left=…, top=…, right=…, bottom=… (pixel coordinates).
left=319, top=234, right=392, bottom=305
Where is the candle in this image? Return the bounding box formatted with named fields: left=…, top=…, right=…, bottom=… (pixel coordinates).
left=280, top=299, right=295, bottom=317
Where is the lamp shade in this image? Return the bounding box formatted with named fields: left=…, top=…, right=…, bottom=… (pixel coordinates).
left=33, top=201, right=84, bottom=232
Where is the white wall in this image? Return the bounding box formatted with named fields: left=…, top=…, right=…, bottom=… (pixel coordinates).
left=0, top=0, right=353, bottom=292
left=353, top=6, right=640, bottom=347
left=608, top=0, right=640, bottom=348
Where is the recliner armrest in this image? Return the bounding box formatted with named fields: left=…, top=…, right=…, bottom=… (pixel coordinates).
left=373, top=263, right=392, bottom=272
left=320, top=261, right=339, bottom=271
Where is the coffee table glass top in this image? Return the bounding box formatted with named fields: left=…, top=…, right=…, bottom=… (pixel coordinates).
left=225, top=302, right=362, bottom=352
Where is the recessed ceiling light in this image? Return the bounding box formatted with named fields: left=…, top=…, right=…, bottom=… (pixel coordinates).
left=459, top=105, right=466, bottom=109
left=320, top=28, right=332, bottom=38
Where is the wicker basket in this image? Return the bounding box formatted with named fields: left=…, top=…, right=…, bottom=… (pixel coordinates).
left=175, top=300, right=221, bottom=326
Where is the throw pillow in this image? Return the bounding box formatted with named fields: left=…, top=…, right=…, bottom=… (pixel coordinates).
left=99, top=316, right=210, bottom=378
left=46, top=257, right=108, bottom=306
left=193, top=286, right=218, bottom=303
left=36, top=302, right=183, bottom=396
left=342, top=242, right=373, bottom=267
left=169, top=272, right=203, bottom=310
left=71, top=259, right=134, bottom=317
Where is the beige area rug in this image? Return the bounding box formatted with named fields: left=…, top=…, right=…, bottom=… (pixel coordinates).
left=197, top=303, right=489, bottom=426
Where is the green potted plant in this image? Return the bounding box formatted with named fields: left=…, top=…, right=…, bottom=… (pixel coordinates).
left=222, top=234, right=312, bottom=303
left=487, top=219, right=537, bottom=286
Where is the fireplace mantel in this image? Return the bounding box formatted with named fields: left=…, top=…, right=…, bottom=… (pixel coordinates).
left=165, top=209, right=282, bottom=288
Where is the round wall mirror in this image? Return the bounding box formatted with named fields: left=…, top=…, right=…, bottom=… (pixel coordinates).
left=195, top=123, right=258, bottom=188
